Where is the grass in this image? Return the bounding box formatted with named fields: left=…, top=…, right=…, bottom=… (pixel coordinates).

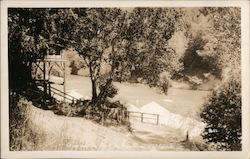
left=9, top=96, right=46, bottom=151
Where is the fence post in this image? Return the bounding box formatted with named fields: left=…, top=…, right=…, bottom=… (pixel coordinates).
left=127, top=111, right=130, bottom=121
left=156, top=114, right=159, bottom=125
left=101, top=113, right=104, bottom=126
left=63, top=61, right=66, bottom=102
left=141, top=113, right=143, bottom=123
left=186, top=130, right=189, bottom=141
left=48, top=82, right=51, bottom=96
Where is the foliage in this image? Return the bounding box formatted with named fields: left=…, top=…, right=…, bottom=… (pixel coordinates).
left=198, top=7, right=241, bottom=80
left=53, top=101, right=78, bottom=117
left=200, top=77, right=241, bottom=150
left=8, top=8, right=76, bottom=90
left=117, top=8, right=184, bottom=86
left=182, top=139, right=210, bottom=151
left=9, top=91, right=45, bottom=150
left=63, top=48, right=85, bottom=75
left=71, top=8, right=184, bottom=104
left=197, top=7, right=242, bottom=150
left=72, top=8, right=126, bottom=104
left=172, top=7, right=241, bottom=88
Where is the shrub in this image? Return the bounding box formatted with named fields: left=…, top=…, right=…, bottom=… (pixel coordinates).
left=100, top=100, right=130, bottom=131
left=53, top=102, right=78, bottom=117
left=200, top=77, right=241, bottom=150
left=9, top=91, right=44, bottom=150
left=182, top=140, right=209, bottom=151
left=188, top=75, right=203, bottom=90
left=158, top=72, right=170, bottom=94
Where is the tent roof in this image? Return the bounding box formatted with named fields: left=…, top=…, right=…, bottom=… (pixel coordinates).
left=140, top=101, right=170, bottom=115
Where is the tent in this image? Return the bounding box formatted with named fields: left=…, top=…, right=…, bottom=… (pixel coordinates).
left=140, top=101, right=171, bottom=115
left=140, top=101, right=205, bottom=138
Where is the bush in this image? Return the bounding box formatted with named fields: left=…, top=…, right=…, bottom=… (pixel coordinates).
left=157, top=72, right=170, bottom=94
left=200, top=77, right=241, bottom=150
left=53, top=101, right=78, bottom=117
left=182, top=140, right=209, bottom=151
left=101, top=100, right=130, bottom=127
left=9, top=91, right=44, bottom=150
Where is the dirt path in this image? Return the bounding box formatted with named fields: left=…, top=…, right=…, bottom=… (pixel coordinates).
left=130, top=121, right=188, bottom=151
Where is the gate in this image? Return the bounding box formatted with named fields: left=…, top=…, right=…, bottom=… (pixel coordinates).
left=128, top=111, right=159, bottom=125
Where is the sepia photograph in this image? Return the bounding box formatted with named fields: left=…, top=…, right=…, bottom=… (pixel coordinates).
left=1, top=0, right=249, bottom=159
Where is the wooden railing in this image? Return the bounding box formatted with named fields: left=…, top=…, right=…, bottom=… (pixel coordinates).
left=50, top=86, right=78, bottom=103
left=35, top=80, right=78, bottom=103
left=128, top=111, right=159, bottom=125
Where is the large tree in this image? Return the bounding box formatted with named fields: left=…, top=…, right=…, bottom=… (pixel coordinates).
left=116, top=8, right=184, bottom=86
left=72, top=8, right=127, bottom=105
left=8, top=8, right=76, bottom=90
left=198, top=7, right=241, bottom=80
left=201, top=76, right=241, bottom=150
left=72, top=8, right=184, bottom=104
left=198, top=7, right=242, bottom=150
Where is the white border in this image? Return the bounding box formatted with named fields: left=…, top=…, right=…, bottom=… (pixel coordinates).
left=1, top=1, right=249, bottom=159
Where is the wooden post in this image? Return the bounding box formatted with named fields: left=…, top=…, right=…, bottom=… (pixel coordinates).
left=186, top=131, right=189, bottom=141
left=127, top=111, right=130, bottom=122
left=63, top=61, right=66, bottom=102
left=101, top=113, right=104, bottom=126
left=156, top=114, right=159, bottom=125
left=43, top=60, right=47, bottom=98
left=48, top=82, right=51, bottom=96
left=141, top=113, right=143, bottom=123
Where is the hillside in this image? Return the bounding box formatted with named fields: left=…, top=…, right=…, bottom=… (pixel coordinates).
left=25, top=101, right=191, bottom=150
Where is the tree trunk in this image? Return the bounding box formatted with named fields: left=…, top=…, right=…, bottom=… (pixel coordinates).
left=89, top=64, right=97, bottom=100
left=91, top=78, right=97, bottom=100
left=93, top=78, right=113, bottom=107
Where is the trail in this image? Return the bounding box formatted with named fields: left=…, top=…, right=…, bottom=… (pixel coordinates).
left=129, top=121, right=188, bottom=151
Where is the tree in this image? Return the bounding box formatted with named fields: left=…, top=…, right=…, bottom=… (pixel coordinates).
left=73, top=8, right=127, bottom=105
left=116, top=8, right=184, bottom=87
left=200, top=76, right=241, bottom=150
left=197, top=7, right=242, bottom=150
left=198, top=7, right=241, bottom=80
left=8, top=8, right=76, bottom=90
left=63, top=48, right=85, bottom=75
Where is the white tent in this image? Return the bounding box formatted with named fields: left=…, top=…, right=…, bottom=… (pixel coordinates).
left=140, top=101, right=171, bottom=115
left=140, top=101, right=205, bottom=138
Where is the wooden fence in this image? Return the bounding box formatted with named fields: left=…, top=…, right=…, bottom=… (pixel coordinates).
left=128, top=111, right=159, bottom=125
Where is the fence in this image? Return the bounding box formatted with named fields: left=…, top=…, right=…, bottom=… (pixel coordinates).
left=35, top=80, right=78, bottom=103
left=50, top=86, right=78, bottom=103
left=128, top=111, right=159, bottom=125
